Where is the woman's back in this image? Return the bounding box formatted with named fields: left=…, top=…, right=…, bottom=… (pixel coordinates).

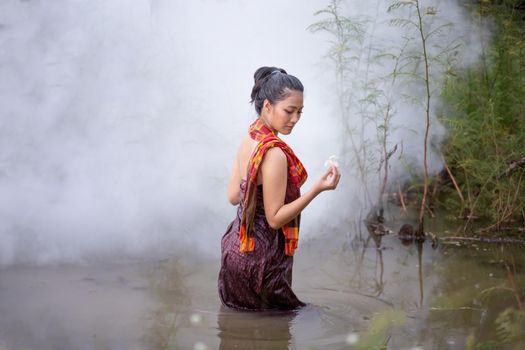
left=236, top=134, right=262, bottom=184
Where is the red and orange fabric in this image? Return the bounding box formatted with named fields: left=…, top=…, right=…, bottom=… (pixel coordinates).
left=239, top=118, right=308, bottom=256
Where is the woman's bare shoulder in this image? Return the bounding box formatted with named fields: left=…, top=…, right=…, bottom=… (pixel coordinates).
left=264, top=146, right=286, bottom=160
left=261, top=147, right=287, bottom=172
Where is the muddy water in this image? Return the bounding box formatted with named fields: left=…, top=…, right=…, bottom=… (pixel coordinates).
left=0, top=228, right=523, bottom=349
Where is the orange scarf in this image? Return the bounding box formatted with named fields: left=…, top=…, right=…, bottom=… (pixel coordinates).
left=239, top=118, right=308, bottom=256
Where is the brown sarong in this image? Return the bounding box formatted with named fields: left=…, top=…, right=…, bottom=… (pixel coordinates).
left=218, top=179, right=305, bottom=311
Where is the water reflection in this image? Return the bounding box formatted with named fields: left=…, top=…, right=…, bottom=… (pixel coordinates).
left=340, top=221, right=429, bottom=308
left=417, top=241, right=424, bottom=308
left=343, top=225, right=388, bottom=296
left=370, top=225, right=427, bottom=310
left=367, top=226, right=386, bottom=297
left=144, top=258, right=191, bottom=350
left=424, top=243, right=525, bottom=349
left=217, top=307, right=295, bottom=350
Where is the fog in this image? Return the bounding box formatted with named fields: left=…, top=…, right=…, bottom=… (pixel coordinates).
left=0, top=0, right=486, bottom=265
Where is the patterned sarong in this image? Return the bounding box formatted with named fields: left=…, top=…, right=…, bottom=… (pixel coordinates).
left=239, top=118, right=308, bottom=256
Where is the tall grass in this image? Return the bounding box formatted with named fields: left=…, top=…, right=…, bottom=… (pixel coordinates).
left=440, top=0, right=525, bottom=231
left=309, top=0, right=405, bottom=221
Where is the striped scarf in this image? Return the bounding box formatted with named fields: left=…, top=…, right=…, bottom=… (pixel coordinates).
left=239, top=118, right=308, bottom=256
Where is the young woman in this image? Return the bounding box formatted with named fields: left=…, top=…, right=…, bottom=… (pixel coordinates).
left=218, top=66, right=341, bottom=311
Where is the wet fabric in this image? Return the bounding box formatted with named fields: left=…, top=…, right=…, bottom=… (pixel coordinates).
left=240, top=118, right=308, bottom=256
left=218, top=179, right=305, bottom=311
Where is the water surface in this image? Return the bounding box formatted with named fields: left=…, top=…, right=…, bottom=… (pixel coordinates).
left=1, top=227, right=523, bottom=349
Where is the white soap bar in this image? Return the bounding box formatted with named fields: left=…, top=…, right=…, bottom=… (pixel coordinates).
left=324, top=155, right=340, bottom=168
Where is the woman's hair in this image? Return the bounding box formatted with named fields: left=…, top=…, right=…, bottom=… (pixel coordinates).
left=250, top=66, right=304, bottom=115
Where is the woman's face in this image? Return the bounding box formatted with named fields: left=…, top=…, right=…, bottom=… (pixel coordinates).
left=263, top=90, right=304, bottom=135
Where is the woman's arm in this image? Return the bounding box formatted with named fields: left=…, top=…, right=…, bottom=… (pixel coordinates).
left=261, top=147, right=340, bottom=229
left=227, top=152, right=241, bottom=205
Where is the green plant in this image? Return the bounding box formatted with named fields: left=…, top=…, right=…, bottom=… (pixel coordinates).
left=388, top=0, right=461, bottom=235
left=440, top=0, right=525, bottom=231
left=309, top=0, right=372, bottom=208
left=309, top=1, right=407, bottom=219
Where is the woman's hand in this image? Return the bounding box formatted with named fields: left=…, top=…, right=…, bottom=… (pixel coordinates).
left=260, top=151, right=341, bottom=229
left=313, top=165, right=341, bottom=194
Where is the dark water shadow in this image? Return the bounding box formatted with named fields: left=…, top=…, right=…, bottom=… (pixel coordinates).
left=217, top=306, right=296, bottom=350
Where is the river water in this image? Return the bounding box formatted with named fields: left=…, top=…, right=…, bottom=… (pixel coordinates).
left=1, top=221, right=523, bottom=350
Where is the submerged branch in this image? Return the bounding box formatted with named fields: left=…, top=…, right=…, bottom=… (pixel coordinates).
left=440, top=236, right=525, bottom=244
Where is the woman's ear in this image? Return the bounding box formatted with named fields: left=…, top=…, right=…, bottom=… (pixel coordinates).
left=262, top=99, right=272, bottom=113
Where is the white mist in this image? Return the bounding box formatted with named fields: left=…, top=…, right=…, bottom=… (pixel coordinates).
left=0, top=0, right=485, bottom=265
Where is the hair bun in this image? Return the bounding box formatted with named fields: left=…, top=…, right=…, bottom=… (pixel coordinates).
left=249, top=66, right=303, bottom=115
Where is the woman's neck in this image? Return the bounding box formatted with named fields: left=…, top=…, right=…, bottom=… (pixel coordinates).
left=258, top=116, right=278, bottom=135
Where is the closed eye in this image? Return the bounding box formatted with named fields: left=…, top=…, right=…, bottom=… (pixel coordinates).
left=285, top=109, right=303, bottom=115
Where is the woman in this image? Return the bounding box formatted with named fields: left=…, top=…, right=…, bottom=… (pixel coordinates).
left=218, top=66, right=341, bottom=311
